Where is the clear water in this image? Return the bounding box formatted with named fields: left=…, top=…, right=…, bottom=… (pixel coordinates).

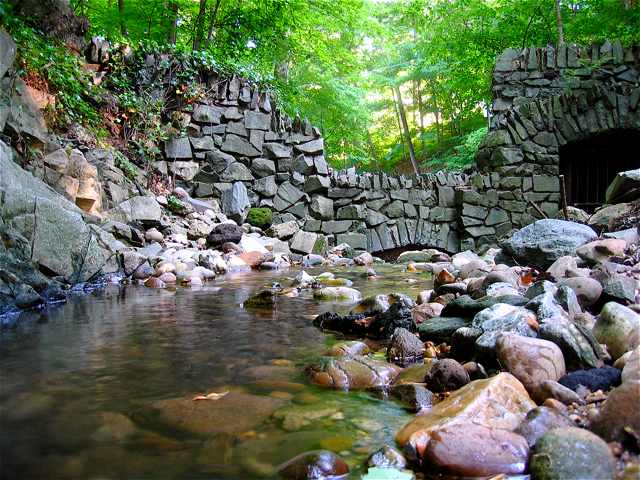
left=0, top=265, right=431, bottom=479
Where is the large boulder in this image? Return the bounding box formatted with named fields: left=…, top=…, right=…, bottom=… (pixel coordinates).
left=500, top=220, right=597, bottom=269
left=606, top=168, right=640, bottom=204
left=107, top=196, right=162, bottom=224
left=396, top=373, right=535, bottom=460
left=1, top=141, right=119, bottom=283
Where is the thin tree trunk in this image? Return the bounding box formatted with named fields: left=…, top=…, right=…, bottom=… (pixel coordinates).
left=168, top=2, right=179, bottom=45
left=193, top=0, right=208, bottom=50
left=393, top=85, right=419, bottom=176
left=554, top=0, right=564, bottom=44
left=205, top=0, right=223, bottom=47
left=391, top=88, right=406, bottom=164
left=118, top=0, right=128, bottom=37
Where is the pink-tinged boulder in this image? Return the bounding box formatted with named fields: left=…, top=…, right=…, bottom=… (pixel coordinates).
left=396, top=373, right=535, bottom=459
left=496, top=332, right=566, bottom=401
left=424, top=423, right=529, bottom=476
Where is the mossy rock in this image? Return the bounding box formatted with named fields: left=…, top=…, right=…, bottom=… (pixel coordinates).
left=247, top=208, right=273, bottom=229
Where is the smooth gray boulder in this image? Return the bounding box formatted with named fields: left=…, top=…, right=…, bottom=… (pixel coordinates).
left=501, top=220, right=597, bottom=269
left=221, top=182, right=250, bottom=224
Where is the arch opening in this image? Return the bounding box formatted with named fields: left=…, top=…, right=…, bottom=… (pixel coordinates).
left=559, top=129, right=640, bottom=213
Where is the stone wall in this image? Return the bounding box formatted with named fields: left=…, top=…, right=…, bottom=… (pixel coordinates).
left=148, top=65, right=468, bottom=254
left=157, top=41, right=640, bottom=254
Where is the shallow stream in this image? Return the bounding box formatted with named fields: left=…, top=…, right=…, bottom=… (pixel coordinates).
left=0, top=265, right=431, bottom=479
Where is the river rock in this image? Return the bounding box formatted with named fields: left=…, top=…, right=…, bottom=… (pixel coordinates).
left=150, top=392, right=285, bottom=435
left=576, top=238, right=627, bottom=265
left=306, top=356, right=401, bottom=390
left=418, top=317, right=470, bottom=343
left=313, top=287, right=362, bottom=302
left=593, top=302, right=640, bottom=360
left=514, top=406, right=573, bottom=447
left=557, top=277, right=602, bottom=308
left=389, top=383, right=433, bottom=412
left=496, top=333, right=566, bottom=401
left=538, top=380, right=583, bottom=405
left=366, top=445, right=407, bottom=469
left=396, top=373, right=535, bottom=462
left=387, top=328, right=424, bottom=365
left=354, top=252, right=374, bottom=266
left=277, top=450, right=349, bottom=480
left=558, top=365, right=621, bottom=392
left=546, top=256, right=591, bottom=280
left=500, top=220, right=598, bottom=269
left=327, top=341, right=369, bottom=357
left=529, top=427, right=615, bottom=480
left=622, top=346, right=640, bottom=383
left=206, top=223, right=243, bottom=248
left=423, top=423, right=529, bottom=477
left=606, top=168, right=640, bottom=204
left=469, top=304, right=538, bottom=358
left=411, top=303, right=444, bottom=324
left=591, top=380, right=640, bottom=443
left=424, top=358, right=470, bottom=393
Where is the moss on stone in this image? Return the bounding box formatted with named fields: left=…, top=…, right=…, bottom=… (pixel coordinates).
left=247, top=207, right=273, bottom=229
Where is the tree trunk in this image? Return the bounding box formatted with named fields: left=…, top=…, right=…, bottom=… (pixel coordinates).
left=391, top=88, right=407, bottom=164
left=193, top=0, right=208, bottom=50
left=393, top=85, right=419, bottom=176
left=205, top=0, right=223, bottom=47
left=554, top=0, right=564, bottom=44
left=118, top=0, right=128, bottom=37
left=168, top=2, right=179, bottom=45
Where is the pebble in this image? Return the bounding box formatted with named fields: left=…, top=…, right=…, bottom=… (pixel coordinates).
left=424, top=358, right=470, bottom=393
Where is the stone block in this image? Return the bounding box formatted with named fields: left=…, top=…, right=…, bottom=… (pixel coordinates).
left=437, top=185, right=456, bottom=207
left=290, top=230, right=326, bottom=255
left=165, top=137, right=192, bottom=159
left=310, top=195, right=334, bottom=220
left=244, top=110, right=271, bottom=130
left=321, top=220, right=352, bottom=234
left=304, top=175, right=330, bottom=194
left=336, top=233, right=367, bottom=250
left=429, top=206, right=457, bottom=222
left=337, top=204, right=366, bottom=220
left=532, top=175, right=559, bottom=193
left=221, top=134, right=261, bottom=157
left=264, top=143, right=293, bottom=159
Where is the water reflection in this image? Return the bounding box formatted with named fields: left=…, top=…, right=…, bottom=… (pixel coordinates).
left=0, top=266, right=429, bottom=479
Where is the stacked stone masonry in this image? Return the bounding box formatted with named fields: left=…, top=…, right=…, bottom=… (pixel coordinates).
left=157, top=40, right=639, bottom=254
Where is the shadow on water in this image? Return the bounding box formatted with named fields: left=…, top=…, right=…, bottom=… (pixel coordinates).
left=0, top=265, right=430, bottom=479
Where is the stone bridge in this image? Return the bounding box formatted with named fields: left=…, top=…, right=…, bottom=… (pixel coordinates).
left=114, top=42, right=640, bottom=255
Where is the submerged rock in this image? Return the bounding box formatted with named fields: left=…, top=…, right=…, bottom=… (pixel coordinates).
left=150, top=392, right=285, bottom=435
left=366, top=445, right=407, bottom=469
left=277, top=450, right=349, bottom=480
left=313, top=287, right=362, bottom=302
left=306, top=356, right=401, bottom=390
left=389, top=383, right=433, bottom=412
left=327, top=341, right=369, bottom=357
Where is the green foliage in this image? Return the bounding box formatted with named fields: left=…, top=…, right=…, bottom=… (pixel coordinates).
left=424, top=127, right=488, bottom=172
left=166, top=195, right=186, bottom=214
left=114, top=151, right=139, bottom=180
left=2, top=13, right=102, bottom=130
left=246, top=207, right=273, bottom=229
